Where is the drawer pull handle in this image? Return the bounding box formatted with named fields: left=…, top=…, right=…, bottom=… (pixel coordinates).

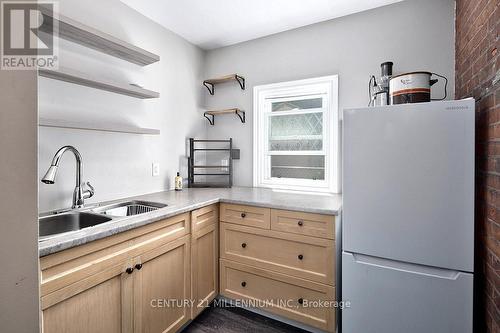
left=298, top=298, right=304, bottom=305
left=298, top=254, right=304, bottom=260
left=135, top=263, right=143, bottom=270
left=241, top=281, right=247, bottom=287
left=297, top=220, right=303, bottom=226
left=126, top=267, right=134, bottom=274
left=241, top=212, right=246, bottom=218
left=241, top=243, right=247, bottom=248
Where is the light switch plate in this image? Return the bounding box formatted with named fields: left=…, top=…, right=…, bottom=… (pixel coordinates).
left=152, top=162, right=160, bottom=176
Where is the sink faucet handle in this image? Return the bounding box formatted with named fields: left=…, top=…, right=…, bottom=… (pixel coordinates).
left=83, top=182, right=95, bottom=199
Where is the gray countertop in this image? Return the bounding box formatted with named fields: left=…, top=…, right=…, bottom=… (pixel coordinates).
left=39, top=187, right=342, bottom=257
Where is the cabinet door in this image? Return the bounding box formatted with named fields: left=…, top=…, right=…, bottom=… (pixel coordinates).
left=191, top=223, right=218, bottom=317
left=134, top=235, right=191, bottom=333
left=42, top=261, right=134, bottom=333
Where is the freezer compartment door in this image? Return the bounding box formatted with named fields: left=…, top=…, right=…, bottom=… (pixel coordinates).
left=342, top=100, right=474, bottom=271
left=342, top=252, right=473, bottom=333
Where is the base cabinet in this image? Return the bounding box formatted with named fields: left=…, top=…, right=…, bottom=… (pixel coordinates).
left=42, top=236, right=191, bottom=333
left=134, top=236, right=191, bottom=333
left=191, top=205, right=219, bottom=318
left=219, top=204, right=336, bottom=333
left=40, top=214, right=191, bottom=333
left=42, top=265, right=129, bottom=333
left=40, top=203, right=336, bottom=333
left=220, top=259, right=335, bottom=332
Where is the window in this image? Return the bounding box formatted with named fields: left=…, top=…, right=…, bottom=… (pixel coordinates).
left=253, top=75, right=339, bottom=193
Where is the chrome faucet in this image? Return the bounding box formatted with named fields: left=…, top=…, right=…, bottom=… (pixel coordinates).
left=41, top=145, right=95, bottom=208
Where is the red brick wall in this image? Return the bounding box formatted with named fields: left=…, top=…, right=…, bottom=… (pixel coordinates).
left=455, top=0, right=499, bottom=331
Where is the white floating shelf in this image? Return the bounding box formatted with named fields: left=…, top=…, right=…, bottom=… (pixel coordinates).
left=39, top=6, right=159, bottom=66
left=39, top=67, right=160, bottom=99
left=39, top=118, right=160, bottom=135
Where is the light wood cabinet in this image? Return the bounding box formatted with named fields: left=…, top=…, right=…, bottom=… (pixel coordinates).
left=219, top=205, right=337, bottom=332
left=42, top=261, right=131, bottom=333
left=40, top=202, right=337, bottom=333
left=192, top=204, right=218, bottom=232
left=133, top=235, right=191, bottom=333
left=220, top=222, right=334, bottom=285
left=40, top=213, right=190, bottom=298
left=191, top=204, right=219, bottom=318
left=220, top=203, right=271, bottom=229
left=220, top=259, right=335, bottom=332
left=41, top=213, right=191, bottom=333
left=271, top=209, right=335, bottom=239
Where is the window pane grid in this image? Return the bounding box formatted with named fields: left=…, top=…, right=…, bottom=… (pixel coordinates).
left=267, top=108, right=324, bottom=152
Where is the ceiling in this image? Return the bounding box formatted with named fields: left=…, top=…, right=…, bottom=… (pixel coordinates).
left=121, top=0, right=403, bottom=50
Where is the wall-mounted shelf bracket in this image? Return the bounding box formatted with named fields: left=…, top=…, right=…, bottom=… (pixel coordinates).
left=235, top=75, right=245, bottom=90
left=203, top=108, right=245, bottom=126
left=203, top=81, right=215, bottom=95
left=204, top=112, right=215, bottom=125
left=235, top=109, right=246, bottom=123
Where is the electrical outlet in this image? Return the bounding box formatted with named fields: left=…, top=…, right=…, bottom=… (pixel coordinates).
left=152, top=162, right=160, bottom=176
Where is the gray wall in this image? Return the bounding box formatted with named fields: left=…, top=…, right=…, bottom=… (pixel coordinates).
left=204, top=0, right=456, bottom=188
left=0, top=2, right=40, bottom=330
left=39, top=0, right=207, bottom=212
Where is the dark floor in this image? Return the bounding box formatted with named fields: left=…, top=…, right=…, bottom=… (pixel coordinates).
left=182, top=305, right=309, bottom=333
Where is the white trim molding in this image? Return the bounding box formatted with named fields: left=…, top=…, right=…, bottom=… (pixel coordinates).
left=253, top=75, right=339, bottom=193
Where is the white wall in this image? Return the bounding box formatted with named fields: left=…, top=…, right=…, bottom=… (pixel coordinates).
left=38, top=0, right=207, bottom=212
left=0, top=3, right=39, bottom=328
left=204, top=0, right=456, bottom=188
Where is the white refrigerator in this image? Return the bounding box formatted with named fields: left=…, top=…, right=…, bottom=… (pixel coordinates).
left=342, top=99, right=474, bottom=333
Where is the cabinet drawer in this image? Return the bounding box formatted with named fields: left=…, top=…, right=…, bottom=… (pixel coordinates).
left=271, top=209, right=335, bottom=239
left=220, top=259, right=335, bottom=332
left=192, top=204, right=218, bottom=233
left=40, top=213, right=191, bottom=297
left=220, top=222, right=334, bottom=285
left=220, top=203, right=270, bottom=229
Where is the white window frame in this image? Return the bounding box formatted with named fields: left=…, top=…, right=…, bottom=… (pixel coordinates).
left=253, top=75, right=339, bottom=193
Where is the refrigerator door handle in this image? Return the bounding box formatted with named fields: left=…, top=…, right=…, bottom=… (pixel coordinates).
left=351, top=253, right=464, bottom=280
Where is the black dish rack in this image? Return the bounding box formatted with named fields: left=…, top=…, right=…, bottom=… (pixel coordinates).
left=188, top=138, right=233, bottom=188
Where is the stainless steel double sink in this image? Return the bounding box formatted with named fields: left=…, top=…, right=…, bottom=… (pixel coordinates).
left=39, top=200, right=167, bottom=240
